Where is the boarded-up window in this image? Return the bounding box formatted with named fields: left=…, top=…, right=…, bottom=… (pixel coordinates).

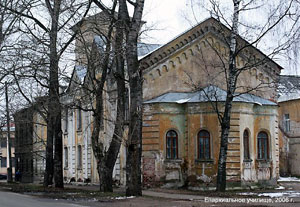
left=243, top=130, right=250, bottom=160
left=166, top=130, right=178, bottom=159
left=198, top=130, right=210, bottom=159
left=257, top=132, right=269, bottom=160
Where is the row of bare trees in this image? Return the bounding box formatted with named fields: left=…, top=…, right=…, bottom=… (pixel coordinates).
left=0, top=0, right=145, bottom=195
left=0, top=0, right=299, bottom=195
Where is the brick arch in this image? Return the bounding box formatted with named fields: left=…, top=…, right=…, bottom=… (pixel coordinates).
left=156, top=69, right=161, bottom=76
left=162, top=65, right=168, bottom=73
left=169, top=60, right=175, bottom=69
left=176, top=56, right=181, bottom=64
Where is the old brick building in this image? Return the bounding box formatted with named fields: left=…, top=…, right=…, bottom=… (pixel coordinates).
left=140, top=17, right=281, bottom=188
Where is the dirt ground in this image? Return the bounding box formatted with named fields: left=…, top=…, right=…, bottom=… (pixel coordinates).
left=1, top=181, right=300, bottom=207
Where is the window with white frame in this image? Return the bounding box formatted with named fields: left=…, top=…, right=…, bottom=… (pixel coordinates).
left=284, top=114, right=290, bottom=132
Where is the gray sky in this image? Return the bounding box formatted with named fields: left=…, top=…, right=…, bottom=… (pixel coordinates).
left=140, top=0, right=299, bottom=75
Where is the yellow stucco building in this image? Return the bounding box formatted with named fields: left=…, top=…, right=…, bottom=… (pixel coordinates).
left=140, top=17, right=281, bottom=188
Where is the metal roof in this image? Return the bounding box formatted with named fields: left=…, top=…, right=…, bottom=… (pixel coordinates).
left=137, top=43, right=161, bottom=59
left=278, top=75, right=300, bottom=102
left=144, top=85, right=277, bottom=106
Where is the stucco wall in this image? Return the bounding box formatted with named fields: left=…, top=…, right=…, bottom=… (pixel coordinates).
left=142, top=101, right=279, bottom=187
left=278, top=99, right=300, bottom=176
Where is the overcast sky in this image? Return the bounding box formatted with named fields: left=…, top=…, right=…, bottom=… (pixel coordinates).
left=139, top=0, right=299, bottom=75
left=142, top=0, right=190, bottom=44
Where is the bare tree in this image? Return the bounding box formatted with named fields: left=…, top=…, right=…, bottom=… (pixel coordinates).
left=184, top=0, right=300, bottom=191
left=73, top=0, right=128, bottom=192
left=117, top=0, right=145, bottom=196
left=80, top=0, right=144, bottom=194
left=1, top=0, right=91, bottom=188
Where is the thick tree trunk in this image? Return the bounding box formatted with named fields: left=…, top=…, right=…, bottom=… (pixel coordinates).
left=89, top=16, right=115, bottom=191
left=216, top=0, right=240, bottom=192
left=44, top=0, right=63, bottom=188
left=100, top=10, right=126, bottom=191
left=44, top=113, right=54, bottom=186
left=120, top=0, right=145, bottom=196
left=89, top=1, right=127, bottom=192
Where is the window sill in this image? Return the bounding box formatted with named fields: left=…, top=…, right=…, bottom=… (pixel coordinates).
left=195, top=159, right=214, bottom=163
left=256, top=159, right=272, bottom=168
left=164, top=159, right=182, bottom=163
left=243, top=159, right=253, bottom=162
left=256, top=159, right=271, bottom=162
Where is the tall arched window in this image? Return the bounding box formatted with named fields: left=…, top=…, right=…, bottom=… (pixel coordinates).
left=198, top=130, right=210, bottom=159
left=257, top=132, right=269, bottom=160
left=166, top=130, right=178, bottom=159
left=243, top=130, right=250, bottom=160
left=77, top=145, right=82, bottom=169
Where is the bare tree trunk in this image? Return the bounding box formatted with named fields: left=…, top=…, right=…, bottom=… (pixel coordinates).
left=99, top=7, right=126, bottom=192
left=216, top=0, right=240, bottom=192
left=119, top=0, right=145, bottom=196
left=44, top=0, right=63, bottom=188
left=89, top=15, right=114, bottom=191
left=5, top=82, right=13, bottom=182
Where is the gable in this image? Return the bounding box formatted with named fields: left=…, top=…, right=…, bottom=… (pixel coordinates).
left=141, top=18, right=281, bottom=101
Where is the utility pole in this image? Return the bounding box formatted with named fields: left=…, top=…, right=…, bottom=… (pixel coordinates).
left=5, top=82, right=13, bottom=182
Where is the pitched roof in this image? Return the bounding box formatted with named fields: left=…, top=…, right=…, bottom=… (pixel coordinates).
left=139, top=17, right=283, bottom=73
left=138, top=43, right=161, bottom=59
left=278, top=75, right=300, bottom=102
left=144, top=85, right=277, bottom=106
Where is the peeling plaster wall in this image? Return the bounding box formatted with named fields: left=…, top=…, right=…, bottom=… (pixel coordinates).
left=142, top=102, right=279, bottom=187
left=142, top=21, right=279, bottom=102
left=141, top=19, right=280, bottom=188
left=278, top=99, right=300, bottom=176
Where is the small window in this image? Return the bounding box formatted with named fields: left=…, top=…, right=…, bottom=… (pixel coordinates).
left=77, top=106, right=82, bottom=130
left=77, top=145, right=82, bottom=169
left=65, top=108, right=69, bottom=133
left=198, top=130, right=210, bottom=159
left=284, top=114, right=290, bottom=132
left=64, top=147, right=68, bottom=168
left=243, top=130, right=250, bottom=160
left=257, top=132, right=269, bottom=160
left=166, top=130, right=178, bottom=159
left=1, top=157, right=7, bottom=168
left=1, top=138, right=6, bottom=148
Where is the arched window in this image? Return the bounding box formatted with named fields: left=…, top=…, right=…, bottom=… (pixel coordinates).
left=257, top=132, right=269, bottom=160
left=243, top=130, right=250, bottom=160
left=198, top=130, right=210, bottom=159
left=166, top=130, right=178, bottom=159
